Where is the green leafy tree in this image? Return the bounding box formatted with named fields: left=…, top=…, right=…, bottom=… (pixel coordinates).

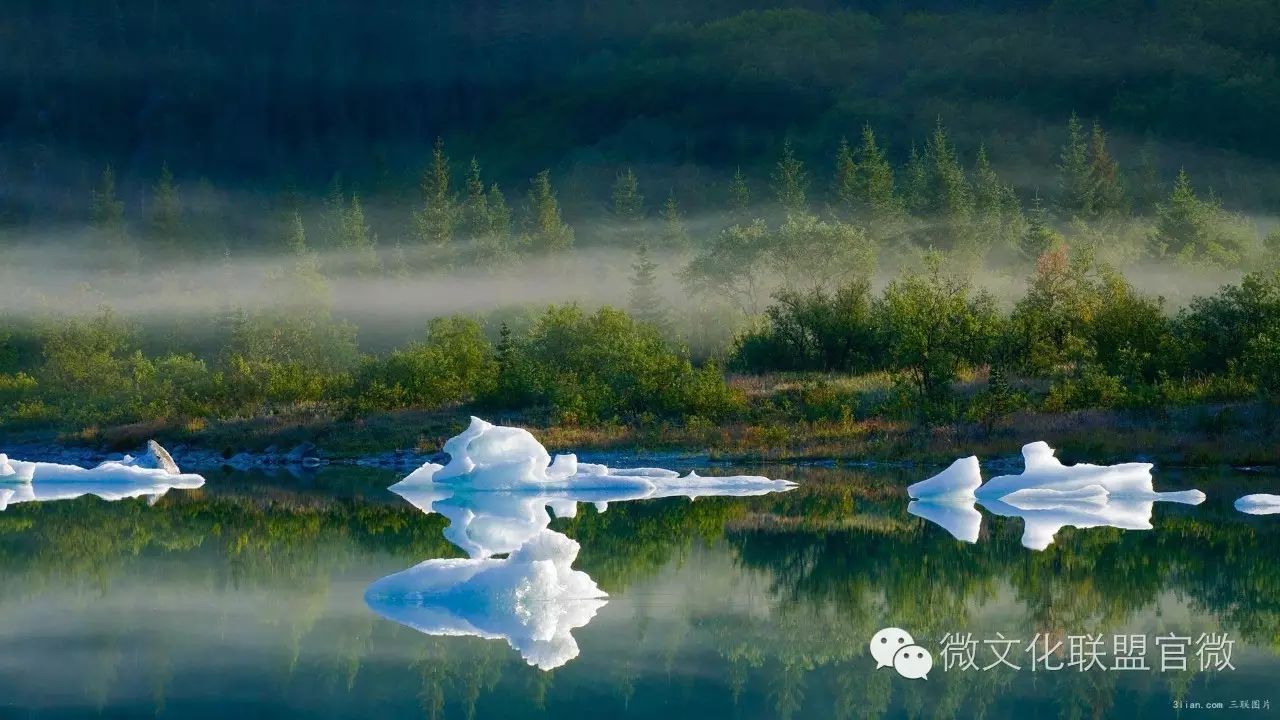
left=770, top=212, right=875, bottom=292
left=682, top=220, right=773, bottom=315
left=524, top=170, right=574, bottom=253
left=875, top=253, right=998, bottom=421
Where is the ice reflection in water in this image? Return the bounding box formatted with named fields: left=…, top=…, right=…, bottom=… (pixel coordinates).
left=363, top=418, right=796, bottom=670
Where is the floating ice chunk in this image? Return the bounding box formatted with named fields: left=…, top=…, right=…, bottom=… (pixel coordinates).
left=908, top=457, right=982, bottom=500
left=1, top=441, right=204, bottom=488
left=364, top=529, right=607, bottom=671
left=392, top=417, right=793, bottom=495
left=908, top=500, right=982, bottom=543
left=975, top=442, right=1160, bottom=499
left=1235, top=494, right=1280, bottom=515
left=0, top=454, right=13, bottom=477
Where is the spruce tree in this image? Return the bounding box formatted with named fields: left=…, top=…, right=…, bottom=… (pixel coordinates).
left=611, top=167, right=644, bottom=222
left=342, top=194, right=381, bottom=275
left=728, top=167, right=751, bottom=221
left=150, top=163, right=183, bottom=253
left=1021, top=194, right=1063, bottom=262
left=461, top=157, right=490, bottom=239
left=1057, top=112, right=1093, bottom=217
left=659, top=191, right=689, bottom=250
left=525, top=170, right=574, bottom=253
left=413, top=137, right=458, bottom=265
left=903, top=143, right=929, bottom=216
left=856, top=124, right=900, bottom=222
left=1087, top=122, right=1127, bottom=218
left=833, top=136, right=857, bottom=215
left=90, top=166, right=126, bottom=239
left=772, top=139, right=808, bottom=215
left=629, top=242, right=667, bottom=329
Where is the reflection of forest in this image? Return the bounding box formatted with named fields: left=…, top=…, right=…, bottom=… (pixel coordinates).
left=0, top=466, right=1275, bottom=718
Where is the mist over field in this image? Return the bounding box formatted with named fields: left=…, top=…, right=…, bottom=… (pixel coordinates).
left=2, top=0, right=1280, bottom=442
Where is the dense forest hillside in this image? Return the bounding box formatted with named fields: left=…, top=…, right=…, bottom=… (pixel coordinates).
left=3, top=0, right=1280, bottom=218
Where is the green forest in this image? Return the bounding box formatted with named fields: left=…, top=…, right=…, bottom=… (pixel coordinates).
left=2, top=1, right=1280, bottom=460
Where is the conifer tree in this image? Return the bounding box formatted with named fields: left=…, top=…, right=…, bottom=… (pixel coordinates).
left=629, top=242, right=667, bottom=329
left=659, top=191, right=689, bottom=250
left=903, top=143, right=929, bottom=215
left=1057, top=112, right=1093, bottom=217
left=90, top=166, right=126, bottom=240
left=728, top=167, right=751, bottom=221
left=342, top=194, right=381, bottom=275
left=413, top=137, right=458, bottom=265
left=611, top=167, right=644, bottom=223
left=1021, top=194, right=1063, bottom=262
left=855, top=124, right=900, bottom=222
left=772, top=139, right=808, bottom=215
left=1087, top=122, right=1127, bottom=218
left=833, top=136, right=857, bottom=214
left=150, top=163, right=183, bottom=252
left=461, top=157, right=490, bottom=239
left=524, top=170, right=574, bottom=253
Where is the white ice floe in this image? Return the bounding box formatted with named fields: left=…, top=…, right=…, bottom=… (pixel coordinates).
left=972, top=442, right=1206, bottom=504
left=907, top=500, right=982, bottom=543
left=0, top=440, right=205, bottom=488
left=393, top=416, right=795, bottom=495
left=1235, top=494, right=1280, bottom=515
left=907, top=456, right=982, bottom=500
left=364, top=529, right=608, bottom=671
left=974, top=442, right=1165, bottom=499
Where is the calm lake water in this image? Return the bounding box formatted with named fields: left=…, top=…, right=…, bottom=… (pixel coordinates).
left=1, top=461, right=1277, bottom=718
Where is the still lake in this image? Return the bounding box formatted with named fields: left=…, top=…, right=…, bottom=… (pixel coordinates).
left=0, top=460, right=1277, bottom=718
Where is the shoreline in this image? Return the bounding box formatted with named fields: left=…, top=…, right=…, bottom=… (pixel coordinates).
left=3, top=401, right=1278, bottom=474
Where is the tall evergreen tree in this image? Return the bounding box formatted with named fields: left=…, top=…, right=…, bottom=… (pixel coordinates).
left=728, top=167, right=751, bottom=221
left=855, top=124, right=900, bottom=222
left=1132, top=137, right=1163, bottom=213
left=341, top=194, right=381, bottom=275
left=611, top=167, right=644, bottom=222
left=903, top=143, right=929, bottom=216
left=1021, top=193, right=1063, bottom=262
left=461, top=157, right=490, bottom=239
left=659, top=191, right=689, bottom=250
left=413, top=137, right=459, bottom=265
left=1087, top=122, right=1127, bottom=218
left=150, top=163, right=183, bottom=252
left=1057, top=112, right=1093, bottom=217
left=833, top=136, right=857, bottom=214
left=524, top=170, right=574, bottom=253
left=629, top=242, right=668, bottom=329
left=90, top=166, right=126, bottom=239
left=772, top=139, right=808, bottom=215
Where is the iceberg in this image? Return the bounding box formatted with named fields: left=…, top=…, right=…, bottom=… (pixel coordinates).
left=392, top=416, right=795, bottom=495
left=1235, top=494, right=1280, bottom=515
left=364, top=530, right=607, bottom=671
left=907, top=500, right=982, bottom=543
left=908, top=456, right=982, bottom=500
left=973, top=442, right=1204, bottom=502
left=0, top=440, right=205, bottom=488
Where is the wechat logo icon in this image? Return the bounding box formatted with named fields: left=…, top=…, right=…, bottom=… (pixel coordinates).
left=870, top=627, right=933, bottom=680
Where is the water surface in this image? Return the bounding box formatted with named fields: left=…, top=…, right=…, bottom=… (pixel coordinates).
left=1, top=463, right=1277, bottom=718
